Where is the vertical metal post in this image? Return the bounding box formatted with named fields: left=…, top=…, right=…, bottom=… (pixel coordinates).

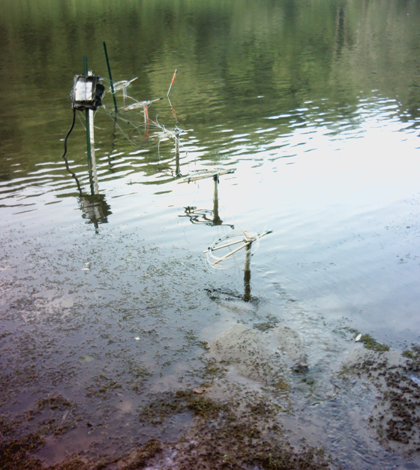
left=83, top=57, right=98, bottom=196
left=84, top=56, right=91, bottom=164
left=244, top=243, right=252, bottom=301
left=84, top=55, right=95, bottom=176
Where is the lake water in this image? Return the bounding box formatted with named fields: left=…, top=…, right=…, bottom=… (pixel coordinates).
left=1, top=0, right=420, bottom=468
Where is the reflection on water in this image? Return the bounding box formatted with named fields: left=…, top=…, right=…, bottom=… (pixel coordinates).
left=178, top=171, right=235, bottom=227
left=79, top=193, right=111, bottom=227
left=1, top=0, right=420, bottom=468
left=61, top=105, right=112, bottom=229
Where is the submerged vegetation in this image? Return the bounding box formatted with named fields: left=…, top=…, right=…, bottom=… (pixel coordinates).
left=138, top=389, right=229, bottom=424
left=341, top=343, right=420, bottom=453
left=0, top=388, right=332, bottom=470
left=402, top=345, right=420, bottom=361
left=359, top=334, right=390, bottom=352
left=136, top=389, right=331, bottom=469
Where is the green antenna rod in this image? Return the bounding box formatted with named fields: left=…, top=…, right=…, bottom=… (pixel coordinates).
left=103, top=42, right=118, bottom=114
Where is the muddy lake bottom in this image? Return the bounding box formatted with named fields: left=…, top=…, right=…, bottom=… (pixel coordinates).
left=1, top=221, right=420, bottom=470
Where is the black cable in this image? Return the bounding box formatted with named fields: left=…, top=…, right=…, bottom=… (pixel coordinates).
left=61, top=108, right=83, bottom=195
left=61, top=107, right=77, bottom=163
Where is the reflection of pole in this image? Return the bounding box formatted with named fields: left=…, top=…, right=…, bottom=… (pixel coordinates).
left=167, top=69, right=178, bottom=122
left=144, top=105, right=150, bottom=139
left=244, top=243, right=252, bottom=301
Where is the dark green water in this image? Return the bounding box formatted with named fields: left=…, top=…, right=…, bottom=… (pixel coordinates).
left=1, top=0, right=420, bottom=468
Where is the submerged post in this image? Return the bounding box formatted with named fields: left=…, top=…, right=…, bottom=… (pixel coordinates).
left=244, top=243, right=252, bottom=301
left=174, top=128, right=182, bottom=176
left=213, top=174, right=222, bottom=225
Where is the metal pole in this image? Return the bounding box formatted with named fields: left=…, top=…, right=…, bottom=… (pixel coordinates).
left=83, top=57, right=98, bottom=196
left=84, top=56, right=92, bottom=170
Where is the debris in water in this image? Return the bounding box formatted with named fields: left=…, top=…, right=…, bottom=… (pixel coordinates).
left=410, top=374, right=420, bottom=386
left=109, top=77, right=138, bottom=101
left=355, top=333, right=362, bottom=342
left=205, top=230, right=272, bottom=270
left=80, top=355, right=95, bottom=363
left=82, top=261, right=90, bottom=271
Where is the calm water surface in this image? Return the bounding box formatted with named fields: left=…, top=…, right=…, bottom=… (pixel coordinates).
left=1, top=0, right=420, bottom=468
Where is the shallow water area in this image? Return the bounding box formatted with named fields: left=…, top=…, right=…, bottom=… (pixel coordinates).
left=1, top=0, right=420, bottom=468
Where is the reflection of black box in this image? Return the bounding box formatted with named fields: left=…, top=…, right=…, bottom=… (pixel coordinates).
left=72, top=75, right=105, bottom=110
left=79, top=194, right=112, bottom=226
